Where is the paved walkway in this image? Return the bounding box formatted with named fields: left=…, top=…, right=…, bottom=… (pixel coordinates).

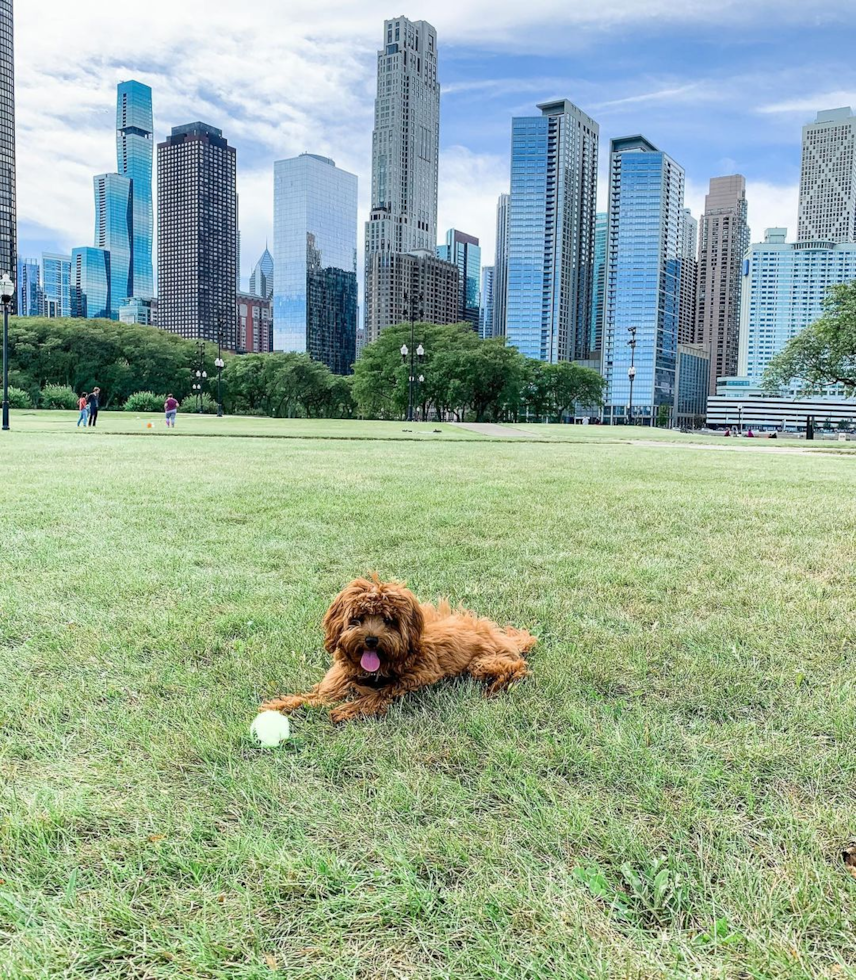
left=450, top=422, right=539, bottom=438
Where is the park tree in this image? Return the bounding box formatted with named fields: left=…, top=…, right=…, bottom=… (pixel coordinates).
left=223, top=352, right=350, bottom=418
left=447, top=340, right=527, bottom=422
left=763, top=280, right=856, bottom=393
left=352, top=321, right=480, bottom=419
left=519, top=361, right=552, bottom=421
left=546, top=361, right=606, bottom=421
left=8, top=316, right=203, bottom=406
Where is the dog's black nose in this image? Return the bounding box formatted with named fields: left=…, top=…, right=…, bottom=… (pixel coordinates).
left=365, top=635, right=379, bottom=648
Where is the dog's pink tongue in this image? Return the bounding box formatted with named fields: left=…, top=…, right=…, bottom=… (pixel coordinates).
left=360, top=650, right=381, bottom=672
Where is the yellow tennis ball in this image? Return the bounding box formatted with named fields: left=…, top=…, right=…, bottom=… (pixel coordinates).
left=250, top=711, right=291, bottom=747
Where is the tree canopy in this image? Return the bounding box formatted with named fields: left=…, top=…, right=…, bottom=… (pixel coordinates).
left=763, top=280, right=856, bottom=394
left=352, top=321, right=604, bottom=422
left=7, top=314, right=605, bottom=422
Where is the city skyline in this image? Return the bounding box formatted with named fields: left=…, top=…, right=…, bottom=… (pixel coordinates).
left=14, top=5, right=856, bottom=287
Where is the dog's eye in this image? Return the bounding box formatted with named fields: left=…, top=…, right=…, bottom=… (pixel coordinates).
left=383, top=616, right=396, bottom=627
left=349, top=617, right=362, bottom=627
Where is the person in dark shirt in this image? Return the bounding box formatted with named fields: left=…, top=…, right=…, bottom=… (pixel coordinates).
left=164, top=394, right=179, bottom=428
left=87, top=387, right=101, bottom=427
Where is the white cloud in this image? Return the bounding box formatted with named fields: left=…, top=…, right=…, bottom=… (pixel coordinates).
left=593, top=83, right=703, bottom=110
left=757, top=91, right=856, bottom=114
left=14, top=0, right=848, bottom=283
left=437, top=147, right=509, bottom=264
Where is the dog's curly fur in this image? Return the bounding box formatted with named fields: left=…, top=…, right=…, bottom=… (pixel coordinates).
left=261, top=576, right=536, bottom=722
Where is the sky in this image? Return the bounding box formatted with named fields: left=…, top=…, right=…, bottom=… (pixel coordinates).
left=15, top=0, right=856, bottom=289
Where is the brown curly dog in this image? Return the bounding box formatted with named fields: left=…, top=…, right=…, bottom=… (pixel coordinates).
left=261, top=576, right=536, bottom=723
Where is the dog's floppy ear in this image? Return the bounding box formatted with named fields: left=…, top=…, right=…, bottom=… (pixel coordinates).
left=322, top=578, right=369, bottom=655
left=400, top=589, right=425, bottom=655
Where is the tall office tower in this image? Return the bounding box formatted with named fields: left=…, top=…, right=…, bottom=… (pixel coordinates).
left=365, top=17, right=440, bottom=333
left=274, top=153, right=358, bottom=374
left=16, top=257, right=40, bottom=315
left=116, top=80, right=153, bottom=298
left=493, top=193, right=510, bottom=338
left=0, top=1, right=14, bottom=307
left=589, top=211, right=607, bottom=355
left=157, top=122, right=237, bottom=348
left=93, top=173, right=132, bottom=317
left=797, top=107, right=856, bottom=243
left=479, top=266, right=495, bottom=339
left=506, top=99, right=599, bottom=362
left=679, top=207, right=698, bottom=345
left=695, top=175, right=750, bottom=391
left=366, top=249, right=460, bottom=339
left=602, top=136, right=685, bottom=425
left=236, top=194, right=241, bottom=289
left=41, top=252, right=70, bottom=317
left=737, top=228, right=856, bottom=395
left=437, top=228, right=481, bottom=329
left=250, top=245, right=274, bottom=300
left=236, top=291, right=272, bottom=353
left=70, top=246, right=111, bottom=319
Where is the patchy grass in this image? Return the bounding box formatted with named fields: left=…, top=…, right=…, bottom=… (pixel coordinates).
left=1, top=424, right=854, bottom=978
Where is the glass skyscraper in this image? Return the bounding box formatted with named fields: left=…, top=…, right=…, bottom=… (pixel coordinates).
left=437, top=229, right=481, bottom=330
left=249, top=245, right=274, bottom=300
left=42, top=252, right=71, bottom=317
left=603, top=136, right=686, bottom=425
left=116, top=80, right=154, bottom=298
left=94, top=173, right=132, bottom=318
left=274, top=153, right=358, bottom=374
left=16, top=257, right=40, bottom=315
left=479, top=265, right=495, bottom=339
left=89, top=81, right=153, bottom=319
left=506, top=100, right=599, bottom=362
left=589, top=212, right=607, bottom=354
left=71, top=247, right=111, bottom=319
left=0, top=0, right=15, bottom=307
left=493, top=193, right=510, bottom=339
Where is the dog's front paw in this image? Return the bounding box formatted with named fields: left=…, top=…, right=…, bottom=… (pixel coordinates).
left=330, top=702, right=362, bottom=724
left=260, top=695, right=303, bottom=714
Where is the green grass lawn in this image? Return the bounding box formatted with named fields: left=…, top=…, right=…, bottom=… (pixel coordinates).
left=11, top=410, right=483, bottom=441
left=1, top=419, right=854, bottom=978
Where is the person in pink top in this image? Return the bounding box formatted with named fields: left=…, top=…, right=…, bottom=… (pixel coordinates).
left=164, top=394, right=179, bottom=428
left=77, top=393, right=89, bottom=427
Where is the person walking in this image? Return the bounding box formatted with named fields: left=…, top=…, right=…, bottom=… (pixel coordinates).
left=164, top=393, right=179, bottom=428
left=77, top=392, right=89, bottom=428
left=87, top=387, right=101, bottom=427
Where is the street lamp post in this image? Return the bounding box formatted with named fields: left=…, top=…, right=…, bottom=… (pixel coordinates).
left=0, top=272, right=13, bottom=431
left=215, top=321, right=225, bottom=418
left=400, top=290, right=425, bottom=422
left=626, top=326, right=637, bottom=426
left=193, top=338, right=207, bottom=413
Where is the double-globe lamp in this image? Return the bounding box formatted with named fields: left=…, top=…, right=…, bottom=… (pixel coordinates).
left=1, top=271, right=15, bottom=432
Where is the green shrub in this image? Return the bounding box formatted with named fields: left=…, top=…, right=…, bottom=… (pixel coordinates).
left=183, top=393, right=217, bottom=415
left=6, top=386, right=32, bottom=409
left=40, top=384, right=79, bottom=410
left=124, top=391, right=167, bottom=413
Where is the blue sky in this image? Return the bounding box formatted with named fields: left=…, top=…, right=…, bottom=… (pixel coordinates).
left=16, top=0, right=856, bottom=285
